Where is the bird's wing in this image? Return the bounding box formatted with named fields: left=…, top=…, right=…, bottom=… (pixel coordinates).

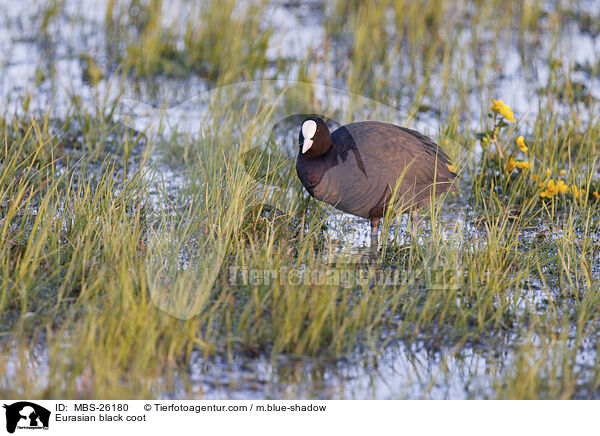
left=344, top=122, right=456, bottom=207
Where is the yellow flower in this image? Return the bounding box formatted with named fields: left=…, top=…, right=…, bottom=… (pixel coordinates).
left=507, top=157, right=530, bottom=172
left=543, top=180, right=556, bottom=197
left=516, top=136, right=528, bottom=152
left=491, top=98, right=504, bottom=112
left=540, top=179, right=568, bottom=198
left=545, top=168, right=552, bottom=177
left=447, top=164, right=457, bottom=173
left=531, top=175, right=538, bottom=181
left=506, top=157, right=516, bottom=172
left=594, top=191, right=600, bottom=201
left=571, top=185, right=579, bottom=200
left=515, top=160, right=531, bottom=170
left=500, top=108, right=515, bottom=122
left=491, top=98, right=516, bottom=123
left=540, top=185, right=553, bottom=198
left=502, top=108, right=516, bottom=123
left=559, top=169, right=567, bottom=177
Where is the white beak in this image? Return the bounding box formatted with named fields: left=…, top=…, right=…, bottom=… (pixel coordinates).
left=302, top=139, right=313, bottom=154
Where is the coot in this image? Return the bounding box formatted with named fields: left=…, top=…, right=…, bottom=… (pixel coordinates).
left=295, top=117, right=457, bottom=247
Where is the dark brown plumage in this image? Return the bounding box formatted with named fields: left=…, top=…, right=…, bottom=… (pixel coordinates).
left=295, top=117, right=457, bottom=248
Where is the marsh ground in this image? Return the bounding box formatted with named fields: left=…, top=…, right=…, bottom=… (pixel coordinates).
left=1, top=0, right=600, bottom=399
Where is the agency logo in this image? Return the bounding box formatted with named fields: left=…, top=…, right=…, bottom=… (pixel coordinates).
left=2, top=402, right=50, bottom=434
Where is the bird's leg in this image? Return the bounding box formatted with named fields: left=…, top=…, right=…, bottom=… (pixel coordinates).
left=370, top=217, right=380, bottom=251
left=408, top=210, right=422, bottom=241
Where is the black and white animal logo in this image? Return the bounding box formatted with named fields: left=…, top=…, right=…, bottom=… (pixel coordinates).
left=3, top=402, right=50, bottom=434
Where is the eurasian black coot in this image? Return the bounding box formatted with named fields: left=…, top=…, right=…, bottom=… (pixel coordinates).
left=295, top=117, right=457, bottom=247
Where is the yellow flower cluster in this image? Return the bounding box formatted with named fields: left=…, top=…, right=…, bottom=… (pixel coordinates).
left=506, top=157, right=531, bottom=172
left=540, top=179, right=569, bottom=198
left=483, top=99, right=600, bottom=205
left=516, top=136, right=528, bottom=152
left=571, top=185, right=579, bottom=200
left=491, top=99, right=516, bottom=122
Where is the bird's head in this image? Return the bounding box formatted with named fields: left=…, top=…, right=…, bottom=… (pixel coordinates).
left=299, top=117, right=331, bottom=157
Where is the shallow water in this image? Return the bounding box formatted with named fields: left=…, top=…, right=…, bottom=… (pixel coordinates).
left=181, top=343, right=496, bottom=399
left=165, top=330, right=600, bottom=399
